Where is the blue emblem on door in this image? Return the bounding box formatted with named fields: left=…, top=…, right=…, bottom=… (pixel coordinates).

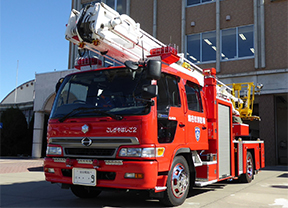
left=195, top=127, right=200, bottom=142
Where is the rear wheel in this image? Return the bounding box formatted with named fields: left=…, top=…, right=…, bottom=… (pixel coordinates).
left=160, top=156, right=190, bottom=206
left=71, top=185, right=101, bottom=198
left=240, top=151, right=254, bottom=183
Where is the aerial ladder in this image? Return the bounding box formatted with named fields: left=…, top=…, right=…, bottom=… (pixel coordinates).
left=65, top=2, right=205, bottom=86
left=65, top=2, right=256, bottom=118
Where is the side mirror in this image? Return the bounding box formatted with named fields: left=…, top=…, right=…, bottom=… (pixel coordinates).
left=124, top=61, right=139, bottom=70
left=142, top=84, right=158, bottom=99
left=146, top=60, right=161, bottom=80
left=55, top=78, right=64, bottom=93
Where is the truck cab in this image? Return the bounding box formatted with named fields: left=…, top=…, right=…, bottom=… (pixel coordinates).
left=44, top=59, right=209, bottom=205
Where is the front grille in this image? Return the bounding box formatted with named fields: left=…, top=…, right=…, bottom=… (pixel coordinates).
left=65, top=148, right=115, bottom=156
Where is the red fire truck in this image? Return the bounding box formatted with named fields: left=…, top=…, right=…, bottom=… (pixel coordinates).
left=44, top=3, right=265, bottom=206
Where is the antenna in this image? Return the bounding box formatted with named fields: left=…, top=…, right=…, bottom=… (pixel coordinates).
left=14, top=60, right=19, bottom=103
left=141, top=40, right=144, bottom=61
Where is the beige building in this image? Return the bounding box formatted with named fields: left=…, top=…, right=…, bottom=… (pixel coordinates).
left=68, top=0, right=287, bottom=166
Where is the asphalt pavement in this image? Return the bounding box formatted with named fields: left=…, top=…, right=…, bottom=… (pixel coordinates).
left=0, top=158, right=287, bottom=208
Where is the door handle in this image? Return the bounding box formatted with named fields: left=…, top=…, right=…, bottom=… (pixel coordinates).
left=179, top=123, right=185, bottom=128
left=202, top=126, right=207, bottom=130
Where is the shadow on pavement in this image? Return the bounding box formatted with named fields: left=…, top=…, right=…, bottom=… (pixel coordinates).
left=0, top=180, right=163, bottom=207
left=28, top=166, right=44, bottom=172
left=1, top=178, right=226, bottom=207
left=262, top=166, right=288, bottom=171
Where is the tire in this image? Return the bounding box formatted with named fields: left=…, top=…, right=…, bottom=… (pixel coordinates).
left=71, top=185, right=101, bottom=198
left=240, top=151, right=254, bottom=183
left=160, top=156, right=190, bottom=206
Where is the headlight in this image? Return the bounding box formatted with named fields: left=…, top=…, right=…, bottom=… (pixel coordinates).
left=119, top=148, right=142, bottom=157
left=46, top=146, right=62, bottom=155
left=118, top=147, right=162, bottom=158
left=141, top=148, right=155, bottom=158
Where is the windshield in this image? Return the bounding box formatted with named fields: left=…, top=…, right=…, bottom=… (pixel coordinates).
left=50, top=67, right=151, bottom=119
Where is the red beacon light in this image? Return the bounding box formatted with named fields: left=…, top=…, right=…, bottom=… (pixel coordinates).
left=148, top=46, right=180, bottom=65
left=75, top=57, right=102, bottom=70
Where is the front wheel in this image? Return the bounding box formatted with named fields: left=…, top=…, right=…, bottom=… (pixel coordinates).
left=160, top=156, right=190, bottom=206
left=71, top=185, right=101, bottom=198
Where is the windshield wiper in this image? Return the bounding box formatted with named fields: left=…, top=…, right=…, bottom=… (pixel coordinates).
left=58, top=107, right=123, bottom=122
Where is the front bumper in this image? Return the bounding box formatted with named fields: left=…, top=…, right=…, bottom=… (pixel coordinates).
left=44, top=157, right=159, bottom=190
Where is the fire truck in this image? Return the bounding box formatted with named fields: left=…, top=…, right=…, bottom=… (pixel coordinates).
left=44, top=3, right=265, bottom=206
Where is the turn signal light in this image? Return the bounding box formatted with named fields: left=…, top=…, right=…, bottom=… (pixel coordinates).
left=124, top=173, right=144, bottom=179
left=44, top=168, right=55, bottom=173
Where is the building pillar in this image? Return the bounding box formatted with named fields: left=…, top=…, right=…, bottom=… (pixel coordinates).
left=32, top=111, right=45, bottom=158
left=259, top=94, right=276, bottom=166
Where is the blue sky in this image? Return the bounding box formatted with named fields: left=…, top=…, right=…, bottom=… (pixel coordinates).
left=0, top=0, right=72, bottom=101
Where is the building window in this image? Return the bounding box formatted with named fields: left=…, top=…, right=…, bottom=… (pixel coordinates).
left=238, top=25, right=254, bottom=58
left=106, top=0, right=127, bottom=14
left=83, top=0, right=127, bottom=14
left=186, top=25, right=254, bottom=63
left=186, top=31, right=216, bottom=63
left=202, top=31, right=216, bottom=62
left=187, top=34, right=200, bottom=63
left=187, top=0, right=215, bottom=7
left=222, top=25, right=254, bottom=60
left=222, top=28, right=237, bottom=60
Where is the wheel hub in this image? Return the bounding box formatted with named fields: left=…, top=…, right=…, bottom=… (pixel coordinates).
left=171, top=163, right=189, bottom=198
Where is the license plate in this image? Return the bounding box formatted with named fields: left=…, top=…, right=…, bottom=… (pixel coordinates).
left=72, top=168, right=96, bottom=186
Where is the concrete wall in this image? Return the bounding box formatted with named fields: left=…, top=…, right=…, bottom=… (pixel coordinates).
left=265, top=0, right=288, bottom=71
left=32, top=69, right=77, bottom=158
left=130, top=0, right=154, bottom=36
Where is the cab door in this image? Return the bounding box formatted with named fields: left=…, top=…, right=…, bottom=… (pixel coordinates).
left=184, top=80, right=208, bottom=150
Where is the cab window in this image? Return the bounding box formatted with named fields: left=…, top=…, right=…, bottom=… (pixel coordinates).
left=185, top=81, right=203, bottom=112
left=157, top=74, right=181, bottom=112
left=157, top=73, right=180, bottom=143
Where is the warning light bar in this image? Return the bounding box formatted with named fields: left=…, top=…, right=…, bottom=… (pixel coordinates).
left=150, top=46, right=178, bottom=56
left=75, top=57, right=102, bottom=70
left=148, top=46, right=180, bottom=65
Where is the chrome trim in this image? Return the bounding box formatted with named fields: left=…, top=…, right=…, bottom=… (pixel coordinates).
left=77, top=159, right=93, bottom=164
left=53, top=158, right=66, bottom=163
left=195, top=179, right=218, bottom=187
left=49, top=137, right=139, bottom=158
left=104, top=160, right=123, bottom=165
left=155, top=186, right=167, bottom=191
left=49, top=137, right=139, bottom=147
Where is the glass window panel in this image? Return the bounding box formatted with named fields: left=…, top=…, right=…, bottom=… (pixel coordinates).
left=117, top=0, right=127, bottom=14
left=166, top=76, right=181, bottom=107
left=157, top=74, right=181, bottom=111
left=238, top=25, right=254, bottom=57
left=187, top=34, right=200, bottom=63
left=106, top=0, right=115, bottom=9
left=222, top=28, right=236, bottom=60
left=202, top=0, right=214, bottom=3
left=82, top=0, right=101, bottom=7
left=187, top=0, right=200, bottom=6
left=185, top=81, right=203, bottom=112
left=202, top=31, right=216, bottom=62
left=187, top=0, right=214, bottom=6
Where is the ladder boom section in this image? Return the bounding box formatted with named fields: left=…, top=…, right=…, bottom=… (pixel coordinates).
left=65, top=2, right=207, bottom=86
left=65, top=3, right=164, bottom=63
